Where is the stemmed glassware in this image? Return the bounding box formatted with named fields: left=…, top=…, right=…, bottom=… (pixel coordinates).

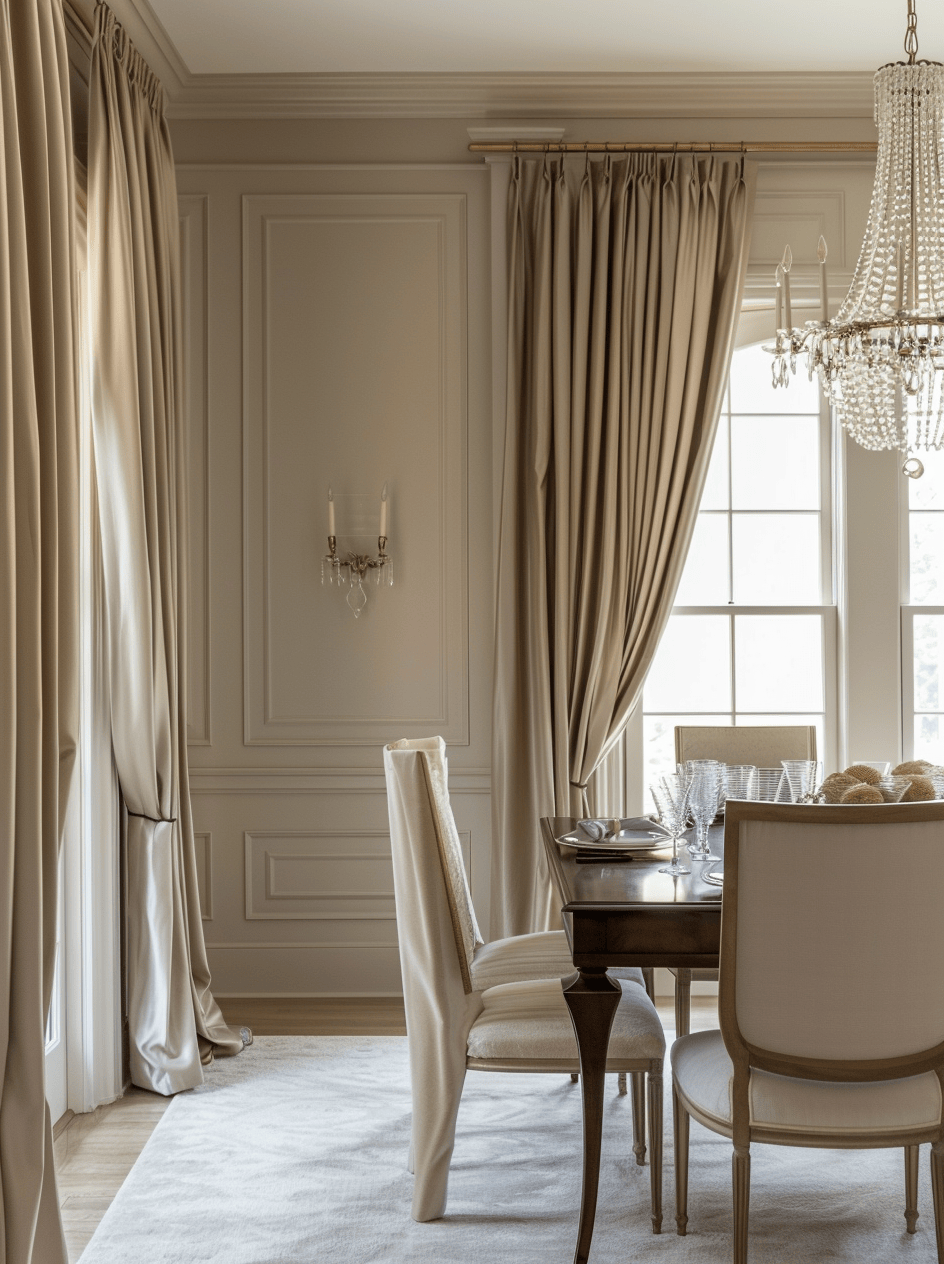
left=650, top=776, right=692, bottom=877
left=685, top=762, right=723, bottom=863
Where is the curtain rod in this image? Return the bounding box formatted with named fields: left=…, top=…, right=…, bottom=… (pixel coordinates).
left=468, top=140, right=877, bottom=154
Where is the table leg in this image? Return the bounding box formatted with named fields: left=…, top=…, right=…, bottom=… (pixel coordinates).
left=562, top=967, right=622, bottom=1264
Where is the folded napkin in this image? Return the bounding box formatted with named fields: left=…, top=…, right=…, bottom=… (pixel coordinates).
left=575, top=816, right=669, bottom=843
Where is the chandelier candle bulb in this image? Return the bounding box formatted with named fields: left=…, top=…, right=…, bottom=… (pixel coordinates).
left=327, top=487, right=335, bottom=538
left=775, top=264, right=784, bottom=330
left=818, top=236, right=829, bottom=323
left=380, top=482, right=388, bottom=538
left=781, top=245, right=793, bottom=328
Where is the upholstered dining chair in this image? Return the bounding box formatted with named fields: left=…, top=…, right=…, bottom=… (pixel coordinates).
left=383, top=737, right=666, bottom=1228
left=669, top=724, right=817, bottom=1037
left=672, top=799, right=944, bottom=1261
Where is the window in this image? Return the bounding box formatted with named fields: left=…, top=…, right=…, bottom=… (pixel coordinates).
left=641, top=342, right=836, bottom=799
left=902, top=447, right=944, bottom=762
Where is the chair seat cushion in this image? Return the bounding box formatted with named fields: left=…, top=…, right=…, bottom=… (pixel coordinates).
left=672, top=1029, right=942, bottom=1137
left=466, top=977, right=664, bottom=1063
left=470, top=931, right=645, bottom=993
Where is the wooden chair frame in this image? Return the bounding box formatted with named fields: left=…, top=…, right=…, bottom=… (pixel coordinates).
left=673, top=799, right=944, bottom=1261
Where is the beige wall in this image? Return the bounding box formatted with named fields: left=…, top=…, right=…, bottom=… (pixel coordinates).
left=175, top=115, right=887, bottom=996
left=177, top=152, right=490, bottom=994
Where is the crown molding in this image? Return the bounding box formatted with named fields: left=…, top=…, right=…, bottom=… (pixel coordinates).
left=161, top=70, right=878, bottom=122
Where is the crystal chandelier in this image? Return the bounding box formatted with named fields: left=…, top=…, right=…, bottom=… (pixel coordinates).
left=769, top=0, right=944, bottom=477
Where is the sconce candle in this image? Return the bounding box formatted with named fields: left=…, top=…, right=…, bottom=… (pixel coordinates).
left=327, top=487, right=335, bottom=537
left=380, top=482, right=388, bottom=538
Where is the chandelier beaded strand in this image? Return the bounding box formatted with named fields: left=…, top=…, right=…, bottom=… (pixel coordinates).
left=768, top=0, right=944, bottom=476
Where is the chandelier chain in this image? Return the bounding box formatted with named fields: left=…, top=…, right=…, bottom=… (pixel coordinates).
left=906, top=0, right=918, bottom=64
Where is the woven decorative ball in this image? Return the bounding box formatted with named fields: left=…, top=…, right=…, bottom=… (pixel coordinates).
left=893, top=761, right=933, bottom=775
left=820, top=775, right=858, bottom=803
left=840, top=784, right=884, bottom=804
left=903, top=775, right=936, bottom=802
left=843, top=763, right=882, bottom=785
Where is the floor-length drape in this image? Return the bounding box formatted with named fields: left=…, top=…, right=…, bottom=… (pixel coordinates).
left=88, top=1, right=242, bottom=1094
left=0, top=0, right=78, bottom=1258
left=492, top=154, right=755, bottom=938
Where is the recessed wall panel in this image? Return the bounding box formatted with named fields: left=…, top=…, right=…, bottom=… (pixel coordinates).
left=243, top=193, right=469, bottom=744
left=244, top=828, right=471, bottom=921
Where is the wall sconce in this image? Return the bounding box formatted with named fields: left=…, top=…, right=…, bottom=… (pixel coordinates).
left=321, top=484, right=393, bottom=618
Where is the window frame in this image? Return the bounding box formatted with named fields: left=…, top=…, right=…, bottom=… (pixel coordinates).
left=637, top=335, right=839, bottom=794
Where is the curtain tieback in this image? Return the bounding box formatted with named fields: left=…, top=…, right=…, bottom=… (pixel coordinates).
left=127, top=810, right=177, bottom=824
left=570, top=781, right=589, bottom=792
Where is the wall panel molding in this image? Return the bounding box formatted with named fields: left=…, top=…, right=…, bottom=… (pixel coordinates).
left=188, top=766, right=490, bottom=794
left=179, top=194, right=211, bottom=746
left=193, top=831, right=213, bottom=920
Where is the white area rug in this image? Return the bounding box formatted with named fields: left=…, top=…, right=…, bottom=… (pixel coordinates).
left=79, top=1035, right=941, bottom=1263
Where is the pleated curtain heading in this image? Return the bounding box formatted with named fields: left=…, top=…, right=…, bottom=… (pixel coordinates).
left=492, top=153, right=755, bottom=938
left=88, top=1, right=244, bottom=1094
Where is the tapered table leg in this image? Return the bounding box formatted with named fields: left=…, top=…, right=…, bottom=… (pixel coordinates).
left=562, top=967, right=622, bottom=1264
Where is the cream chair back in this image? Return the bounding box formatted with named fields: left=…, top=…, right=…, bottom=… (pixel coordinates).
left=722, top=801, right=944, bottom=1067
left=675, top=724, right=816, bottom=767
left=384, top=738, right=483, bottom=994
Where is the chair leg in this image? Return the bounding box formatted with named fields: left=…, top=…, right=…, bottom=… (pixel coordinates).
left=905, top=1145, right=920, bottom=1233
left=407, top=1138, right=414, bottom=1174
left=631, top=1072, right=646, bottom=1164
left=648, top=1070, right=663, bottom=1234
left=733, top=1144, right=751, bottom=1264
left=618, top=1071, right=628, bottom=1095
left=673, top=1086, right=689, bottom=1235
left=674, top=969, right=692, bottom=1038
left=931, top=1140, right=944, bottom=1262
left=571, top=1072, right=579, bottom=1082
left=642, top=967, right=655, bottom=1001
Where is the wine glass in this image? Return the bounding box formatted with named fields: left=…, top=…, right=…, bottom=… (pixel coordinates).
left=650, top=776, right=692, bottom=877
left=687, top=768, right=722, bottom=862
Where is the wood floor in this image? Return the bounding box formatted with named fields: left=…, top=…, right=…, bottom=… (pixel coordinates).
left=54, top=994, right=715, bottom=1262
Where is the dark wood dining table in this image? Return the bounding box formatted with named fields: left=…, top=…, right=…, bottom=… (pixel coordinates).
left=540, top=816, right=724, bottom=1264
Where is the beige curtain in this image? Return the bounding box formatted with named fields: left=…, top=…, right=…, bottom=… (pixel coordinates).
left=88, top=1, right=242, bottom=1094
left=492, top=153, right=755, bottom=938
left=0, top=0, right=78, bottom=1258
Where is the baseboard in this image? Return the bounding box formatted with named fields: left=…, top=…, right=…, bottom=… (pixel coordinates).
left=214, top=992, right=405, bottom=999
left=53, top=1109, right=75, bottom=1139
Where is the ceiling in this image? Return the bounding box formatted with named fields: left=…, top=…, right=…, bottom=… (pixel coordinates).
left=145, top=0, right=944, bottom=78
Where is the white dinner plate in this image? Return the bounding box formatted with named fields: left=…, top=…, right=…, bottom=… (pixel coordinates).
left=557, top=828, right=671, bottom=852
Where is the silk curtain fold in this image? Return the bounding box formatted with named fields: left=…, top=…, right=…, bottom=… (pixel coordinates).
left=492, top=154, right=756, bottom=938
left=0, top=0, right=78, bottom=1257
left=88, top=1, right=242, bottom=1094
